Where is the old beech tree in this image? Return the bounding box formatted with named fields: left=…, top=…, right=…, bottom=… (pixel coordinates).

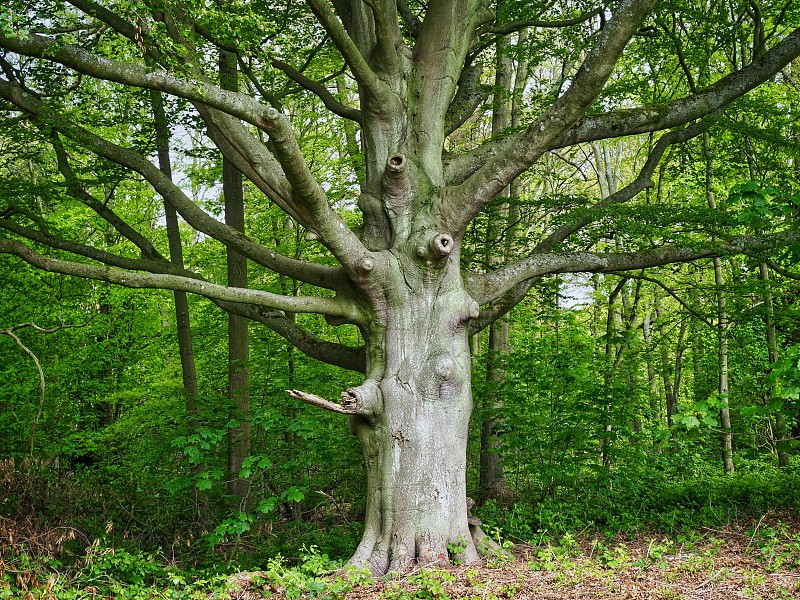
left=1, top=0, right=800, bottom=572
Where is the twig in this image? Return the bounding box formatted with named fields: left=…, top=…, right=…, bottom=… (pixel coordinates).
left=1, top=321, right=89, bottom=456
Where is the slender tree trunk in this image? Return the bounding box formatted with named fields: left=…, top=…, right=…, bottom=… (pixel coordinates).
left=703, top=132, right=734, bottom=474
left=642, top=309, right=660, bottom=419
left=150, top=91, right=200, bottom=409
left=480, top=35, right=512, bottom=501
left=759, top=263, right=790, bottom=466
left=220, top=49, right=250, bottom=502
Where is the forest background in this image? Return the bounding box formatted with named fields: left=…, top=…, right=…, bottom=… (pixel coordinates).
left=1, top=0, right=800, bottom=597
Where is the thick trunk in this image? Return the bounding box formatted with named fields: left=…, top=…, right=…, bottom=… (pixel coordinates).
left=348, top=249, right=480, bottom=573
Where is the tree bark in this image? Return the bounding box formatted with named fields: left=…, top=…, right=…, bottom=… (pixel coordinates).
left=759, top=263, right=790, bottom=466
left=480, top=32, right=512, bottom=502
left=703, top=132, right=734, bottom=474
left=345, top=243, right=481, bottom=573
left=221, top=49, right=251, bottom=502
left=150, top=90, right=200, bottom=409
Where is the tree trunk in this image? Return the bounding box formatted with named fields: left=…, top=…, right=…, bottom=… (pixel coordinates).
left=480, top=34, right=512, bottom=501
left=221, top=49, right=251, bottom=502
left=345, top=244, right=481, bottom=573
left=150, top=90, right=200, bottom=408
left=759, top=263, right=790, bottom=466
left=703, top=132, right=734, bottom=474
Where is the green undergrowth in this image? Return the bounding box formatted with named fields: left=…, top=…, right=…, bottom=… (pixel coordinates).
left=0, top=542, right=371, bottom=600
left=477, top=457, right=800, bottom=542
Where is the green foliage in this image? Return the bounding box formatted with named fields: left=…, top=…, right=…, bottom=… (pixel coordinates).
left=382, top=569, right=455, bottom=600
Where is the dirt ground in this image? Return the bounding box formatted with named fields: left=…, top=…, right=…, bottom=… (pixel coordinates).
left=230, top=513, right=800, bottom=599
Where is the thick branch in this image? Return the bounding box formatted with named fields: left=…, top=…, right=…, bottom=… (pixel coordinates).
left=533, top=122, right=707, bottom=254
left=219, top=301, right=366, bottom=373
left=446, top=25, right=800, bottom=185
left=0, top=77, right=345, bottom=290
left=410, top=0, right=481, bottom=178
left=468, top=231, right=800, bottom=305
left=0, top=239, right=358, bottom=319
left=262, top=107, right=370, bottom=271
left=446, top=0, right=657, bottom=231
left=0, top=30, right=278, bottom=134
left=305, top=0, right=391, bottom=103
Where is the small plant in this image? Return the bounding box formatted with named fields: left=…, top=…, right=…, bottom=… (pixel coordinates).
left=447, top=536, right=468, bottom=565
left=381, top=568, right=455, bottom=600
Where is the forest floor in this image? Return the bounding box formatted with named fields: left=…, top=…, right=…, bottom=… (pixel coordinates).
left=228, top=512, right=800, bottom=599
left=3, top=511, right=800, bottom=598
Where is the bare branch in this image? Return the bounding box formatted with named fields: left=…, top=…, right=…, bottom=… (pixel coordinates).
left=480, top=7, right=604, bottom=36
left=287, top=389, right=358, bottom=414
left=1, top=328, right=45, bottom=455
left=607, top=271, right=715, bottom=328
left=50, top=133, right=166, bottom=262
left=0, top=239, right=359, bottom=319
left=396, top=0, right=421, bottom=37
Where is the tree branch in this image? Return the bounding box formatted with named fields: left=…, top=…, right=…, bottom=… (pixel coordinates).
left=445, top=0, right=657, bottom=232
left=0, top=217, right=172, bottom=274
left=50, top=133, right=167, bottom=262
left=0, top=30, right=278, bottom=134
left=479, top=7, right=604, bottom=36
left=304, top=0, right=391, bottom=103
left=0, top=238, right=359, bottom=319
left=0, top=76, right=346, bottom=290
left=554, top=26, right=800, bottom=148
left=261, top=106, right=370, bottom=271
left=533, top=122, right=708, bottom=254
left=287, top=389, right=358, bottom=414
left=219, top=301, right=366, bottom=373
left=467, top=230, right=800, bottom=305
left=269, top=57, right=362, bottom=123
left=444, top=25, right=800, bottom=188
left=396, top=0, right=421, bottom=37
left=607, top=271, right=715, bottom=328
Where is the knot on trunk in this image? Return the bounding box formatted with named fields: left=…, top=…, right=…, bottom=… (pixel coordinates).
left=415, top=231, right=454, bottom=262
left=382, top=153, right=415, bottom=218
left=343, top=379, right=383, bottom=417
